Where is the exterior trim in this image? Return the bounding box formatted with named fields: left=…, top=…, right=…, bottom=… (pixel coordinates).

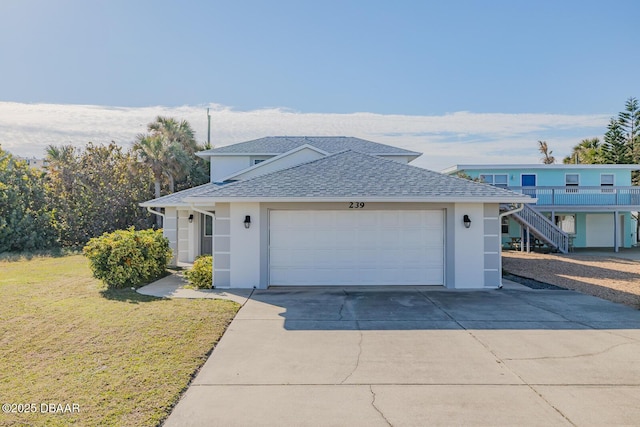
left=185, top=196, right=535, bottom=204
left=442, top=164, right=640, bottom=173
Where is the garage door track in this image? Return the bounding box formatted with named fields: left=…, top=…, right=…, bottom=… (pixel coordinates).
left=164, top=287, right=640, bottom=426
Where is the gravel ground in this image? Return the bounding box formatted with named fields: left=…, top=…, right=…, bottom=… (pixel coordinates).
left=502, top=251, right=640, bottom=309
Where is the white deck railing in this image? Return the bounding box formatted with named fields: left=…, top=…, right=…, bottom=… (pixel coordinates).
left=510, top=204, right=570, bottom=253
left=509, top=186, right=640, bottom=207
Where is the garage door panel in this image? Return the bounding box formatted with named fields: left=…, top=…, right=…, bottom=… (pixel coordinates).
left=269, top=210, right=444, bottom=286
left=314, top=230, right=335, bottom=246
left=269, top=249, right=290, bottom=265
left=378, top=211, right=400, bottom=226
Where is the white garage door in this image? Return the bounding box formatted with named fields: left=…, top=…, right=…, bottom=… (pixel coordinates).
left=586, top=214, right=622, bottom=247
left=269, top=210, right=444, bottom=286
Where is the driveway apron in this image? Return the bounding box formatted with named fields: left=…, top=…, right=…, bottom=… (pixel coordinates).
left=164, top=287, right=640, bottom=426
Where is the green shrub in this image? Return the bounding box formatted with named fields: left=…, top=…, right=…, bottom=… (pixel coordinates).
left=83, top=227, right=172, bottom=289
left=185, top=255, right=213, bottom=289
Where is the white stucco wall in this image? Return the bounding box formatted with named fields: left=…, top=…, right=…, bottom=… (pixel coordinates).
left=211, top=156, right=251, bottom=183
left=163, top=207, right=178, bottom=266
left=452, top=203, right=486, bottom=289
left=229, top=202, right=261, bottom=288
left=220, top=201, right=493, bottom=289
left=229, top=148, right=326, bottom=181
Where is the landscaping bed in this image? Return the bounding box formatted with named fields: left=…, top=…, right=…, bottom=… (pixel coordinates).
left=0, top=255, right=239, bottom=426
left=503, top=272, right=567, bottom=290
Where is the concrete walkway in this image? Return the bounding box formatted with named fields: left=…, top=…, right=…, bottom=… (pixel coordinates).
left=160, top=285, right=640, bottom=426
left=137, top=273, right=253, bottom=305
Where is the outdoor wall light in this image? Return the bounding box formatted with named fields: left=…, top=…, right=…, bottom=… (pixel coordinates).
left=188, top=214, right=194, bottom=223
left=463, top=215, right=472, bottom=229
left=244, top=215, right=251, bottom=229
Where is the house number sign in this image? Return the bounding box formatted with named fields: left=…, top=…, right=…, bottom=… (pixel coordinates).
left=349, top=202, right=365, bottom=209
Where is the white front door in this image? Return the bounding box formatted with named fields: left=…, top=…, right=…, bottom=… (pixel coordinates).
left=269, top=210, right=445, bottom=286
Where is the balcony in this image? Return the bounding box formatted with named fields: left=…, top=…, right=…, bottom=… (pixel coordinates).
left=509, top=186, right=640, bottom=209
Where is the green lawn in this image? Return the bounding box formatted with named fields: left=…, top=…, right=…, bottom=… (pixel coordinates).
left=0, top=255, right=239, bottom=426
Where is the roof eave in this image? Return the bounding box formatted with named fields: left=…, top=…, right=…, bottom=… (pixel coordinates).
left=139, top=201, right=193, bottom=208
left=184, top=196, right=535, bottom=204
left=443, top=164, right=640, bottom=173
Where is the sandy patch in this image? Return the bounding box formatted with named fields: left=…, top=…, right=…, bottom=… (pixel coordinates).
left=502, top=251, right=640, bottom=309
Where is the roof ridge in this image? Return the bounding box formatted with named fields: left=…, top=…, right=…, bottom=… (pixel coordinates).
left=187, top=149, right=532, bottom=201
left=197, top=136, right=422, bottom=157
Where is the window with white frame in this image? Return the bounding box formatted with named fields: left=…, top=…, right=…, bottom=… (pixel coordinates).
left=601, top=174, right=614, bottom=186
left=479, top=174, right=508, bottom=188
left=601, top=174, right=614, bottom=193
left=565, top=174, right=579, bottom=193
left=501, top=216, right=509, bottom=234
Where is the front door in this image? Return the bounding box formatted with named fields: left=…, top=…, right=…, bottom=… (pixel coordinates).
left=521, top=174, right=536, bottom=198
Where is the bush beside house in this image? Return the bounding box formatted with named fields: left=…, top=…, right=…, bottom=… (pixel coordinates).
left=83, top=228, right=172, bottom=289
left=184, top=255, right=213, bottom=289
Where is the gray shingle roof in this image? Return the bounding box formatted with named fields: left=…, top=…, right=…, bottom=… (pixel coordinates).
left=188, top=150, right=532, bottom=201
left=139, top=183, right=221, bottom=207
left=197, top=136, right=420, bottom=157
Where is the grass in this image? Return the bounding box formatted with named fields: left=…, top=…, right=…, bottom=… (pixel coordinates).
left=0, top=255, right=239, bottom=426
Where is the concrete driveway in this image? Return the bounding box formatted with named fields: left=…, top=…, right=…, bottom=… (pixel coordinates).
left=164, top=286, right=640, bottom=426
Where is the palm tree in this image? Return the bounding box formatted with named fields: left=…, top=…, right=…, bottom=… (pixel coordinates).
left=133, top=117, right=201, bottom=196
left=148, top=116, right=199, bottom=155
left=45, top=145, right=76, bottom=191
left=562, top=138, right=603, bottom=164
left=132, top=134, right=174, bottom=199
left=538, top=141, right=555, bottom=164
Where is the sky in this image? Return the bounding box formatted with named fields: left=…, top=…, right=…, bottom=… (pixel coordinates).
left=0, top=0, right=638, bottom=171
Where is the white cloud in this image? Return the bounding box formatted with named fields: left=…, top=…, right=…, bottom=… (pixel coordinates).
left=0, top=101, right=610, bottom=171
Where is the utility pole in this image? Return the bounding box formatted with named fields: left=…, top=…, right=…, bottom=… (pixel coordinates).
left=207, top=108, right=211, bottom=148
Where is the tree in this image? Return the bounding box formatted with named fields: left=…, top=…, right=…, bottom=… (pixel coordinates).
left=538, top=141, right=555, bottom=164
left=602, top=118, right=632, bottom=164
left=617, top=97, right=640, bottom=163
left=133, top=116, right=209, bottom=198
left=0, top=147, right=58, bottom=252
left=563, top=138, right=604, bottom=164
left=148, top=117, right=199, bottom=155
left=132, top=134, right=180, bottom=199
left=46, top=143, right=155, bottom=247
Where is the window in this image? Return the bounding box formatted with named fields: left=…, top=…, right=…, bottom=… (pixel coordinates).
left=601, top=174, right=614, bottom=186
left=555, top=215, right=576, bottom=234
left=501, top=216, right=509, bottom=234
left=253, top=159, right=265, bottom=165
left=204, top=215, right=213, bottom=237
left=601, top=174, right=614, bottom=193
left=494, top=174, right=508, bottom=188
left=565, top=174, right=579, bottom=193
left=480, top=174, right=508, bottom=188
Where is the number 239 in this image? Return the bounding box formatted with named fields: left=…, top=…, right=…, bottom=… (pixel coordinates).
left=349, top=202, right=365, bottom=209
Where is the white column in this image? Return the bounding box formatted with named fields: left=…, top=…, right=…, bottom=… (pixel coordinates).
left=614, top=211, right=619, bottom=253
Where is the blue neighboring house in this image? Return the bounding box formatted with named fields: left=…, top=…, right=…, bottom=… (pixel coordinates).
left=442, top=164, right=640, bottom=252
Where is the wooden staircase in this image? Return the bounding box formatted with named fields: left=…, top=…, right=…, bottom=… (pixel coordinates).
left=506, top=204, right=569, bottom=254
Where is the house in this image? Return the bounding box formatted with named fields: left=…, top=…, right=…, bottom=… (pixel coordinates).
left=141, top=137, right=531, bottom=289
left=442, top=164, right=640, bottom=252
left=17, top=156, right=48, bottom=170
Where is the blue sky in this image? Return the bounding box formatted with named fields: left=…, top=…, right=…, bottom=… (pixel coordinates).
left=0, top=0, right=638, bottom=169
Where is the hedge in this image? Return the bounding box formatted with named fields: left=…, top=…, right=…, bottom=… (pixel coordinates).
left=83, top=227, right=172, bottom=289
left=184, top=255, right=213, bottom=289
